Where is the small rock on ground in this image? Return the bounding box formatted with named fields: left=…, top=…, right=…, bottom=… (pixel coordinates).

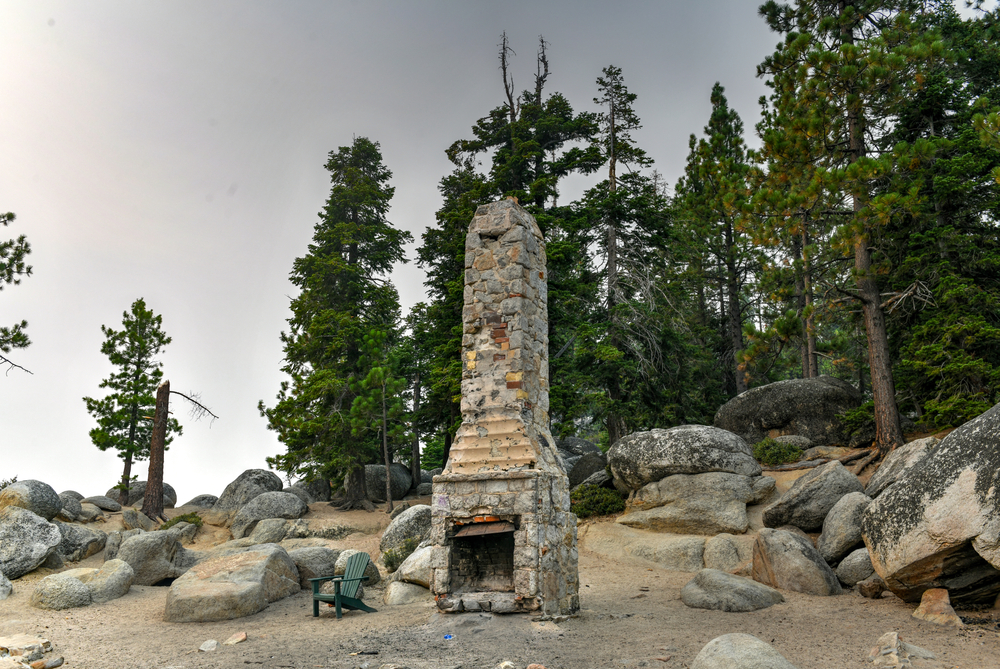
left=223, top=631, right=247, bottom=645
left=199, top=639, right=219, bottom=652
left=869, top=631, right=936, bottom=667
left=912, top=588, right=963, bottom=627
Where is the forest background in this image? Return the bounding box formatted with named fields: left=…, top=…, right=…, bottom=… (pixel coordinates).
left=2, top=1, right=998, bottom=504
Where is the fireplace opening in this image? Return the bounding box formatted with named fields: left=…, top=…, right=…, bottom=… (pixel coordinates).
left=450, top=523, right=516, bottom=593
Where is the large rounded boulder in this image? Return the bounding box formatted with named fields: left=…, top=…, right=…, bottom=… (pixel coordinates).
left=0, top=480, right=62, bottom=521
left=104, top=481, right=177, bottom=508
left=556, top=437, right=603, bottom=472
left=752, top=528, right=842, bottom=597
left=714, top=376, right=861, bottom=447
left=53, top=521, right=107, bottom=562
left=114, top=531, right=199, bottom=585
left=681, top=569, right=784, bottom=612
left=0, top=507, right=62, bottom=579
left=164, top=544, right=300, bottom=622
left=862, top=401, right=1000, bottom=606
left=691, top=634, right=799, bottom=669
left=617, top=472, right=758, bottom=535
left=229, top=491, right=308, bottom=539
left=365, top=465, right=411, bottom=501
left=203, top=469, right=283, bottom=526
left=864, top=436, right=938, bottom=498
left=762, top=460, right=863, bottom=532
left=608, top=425, right=760, bottom=491
left=380, top=505, right=432, bottom=556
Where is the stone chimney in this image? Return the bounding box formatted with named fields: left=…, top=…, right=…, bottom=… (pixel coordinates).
left=429, top=199, right=579, bottom=616
left=448, top=197, right=561, bottom=475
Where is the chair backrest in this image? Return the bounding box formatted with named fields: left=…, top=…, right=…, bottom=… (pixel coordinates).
left=341, top=552, right=371, bottom=599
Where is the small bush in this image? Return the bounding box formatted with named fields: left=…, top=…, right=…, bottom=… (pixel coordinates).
left=158, top=512, right=204, bottom=531
left=0, top=476, right=16, bottom=490
left=838, top=400, right=876, bottom=444
left=752, top=438, right=803, bottom=466
left=571, top=484, right=626, bottom=519
left=383, top=537, right=419, bottom=573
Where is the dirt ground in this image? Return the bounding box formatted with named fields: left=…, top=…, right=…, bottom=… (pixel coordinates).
left=2, top=500, right=999, bottom=669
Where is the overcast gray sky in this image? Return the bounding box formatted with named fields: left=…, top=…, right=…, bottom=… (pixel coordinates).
left=2, top=1, right=969, bottom=503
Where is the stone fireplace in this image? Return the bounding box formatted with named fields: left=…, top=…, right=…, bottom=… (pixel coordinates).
left=429, top=198, right=580, bottom=615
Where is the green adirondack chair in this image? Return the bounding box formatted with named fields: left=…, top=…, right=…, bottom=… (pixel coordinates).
left=309, top=552, right=378, bottom=619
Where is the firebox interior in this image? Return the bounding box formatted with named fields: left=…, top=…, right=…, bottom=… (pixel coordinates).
left=449, top=523, right=516, bottom=593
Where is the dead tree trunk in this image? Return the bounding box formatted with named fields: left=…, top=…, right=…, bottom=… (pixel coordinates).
left=141, top=380, right=169, bottom=522
left=410, top=371, right=422, bottom=487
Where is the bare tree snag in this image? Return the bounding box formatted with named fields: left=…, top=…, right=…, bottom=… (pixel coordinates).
left=141, top=380, right=169, bottom=521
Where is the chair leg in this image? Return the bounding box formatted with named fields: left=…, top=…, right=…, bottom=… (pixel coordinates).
left=313, top=597, right=319, bottom=618
left=335, top=595, right=343, bottom=619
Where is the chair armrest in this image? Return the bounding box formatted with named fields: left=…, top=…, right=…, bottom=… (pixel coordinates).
left=308, top=575, right=370, bottom=583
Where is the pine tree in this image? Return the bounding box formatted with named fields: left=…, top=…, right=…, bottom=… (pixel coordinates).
left=260, top=136, right=411, bottom=510
left=417, top=36, right=600, bottom=455
left=586, top=64, right=655, bottom=446
left=1, top=211, right=31, bottom=374
left=878, top=4, right=1000, bottom=427
left=675, top=83, right=757, bottom=394
left=349, top=328, right=410, bottom=513
left=83, top=298, right=181, bottom=505
left=757, top=0, right=945, bottom=455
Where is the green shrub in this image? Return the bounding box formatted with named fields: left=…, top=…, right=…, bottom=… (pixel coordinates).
left=383, top=536, right=419, bottom=573
left=838, top=400, right=876, bottom=444
left=570, top=484, right=626, bottom=519
left=0, top=476, right=16, bottom=490
left=752, top=438, right=803, bottom=466
left=158, top=512, right=204, bottom=531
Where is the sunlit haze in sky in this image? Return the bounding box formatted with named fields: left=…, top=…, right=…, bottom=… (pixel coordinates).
left=0, top=1, right=979, bottom=503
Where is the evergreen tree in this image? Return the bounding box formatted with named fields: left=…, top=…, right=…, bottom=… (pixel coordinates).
left=585, top=64, right=656, bottom=446
left=1, top=211, right=31, bottom=374
left=675, top=83, right=757, bottom=394
left=757, top=0, right=945, bottom=455
left=349, top=328, right=410, bottom=513
left=878, top=4, right=1000, bottom=427
left=417, top=36, right=600, bottom=455
left=260, top=136, right=411, bottom=510
left=83, top=298, right=181, bottom=505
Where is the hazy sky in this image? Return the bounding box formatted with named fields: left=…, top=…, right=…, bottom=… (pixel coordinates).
left=1, top=1, right=969, bottom=504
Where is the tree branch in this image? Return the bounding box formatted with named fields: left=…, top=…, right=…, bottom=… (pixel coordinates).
left=169, top=390, right=219, bottom=423
left=0, top=353, right=32, bottom=375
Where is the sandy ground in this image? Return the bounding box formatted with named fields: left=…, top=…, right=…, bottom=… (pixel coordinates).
left=2, top=501, right=999, bottom=669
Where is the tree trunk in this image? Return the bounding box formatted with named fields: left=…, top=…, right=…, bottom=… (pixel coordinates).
left=118, top=402, right=140, bottom=505
left=793, top=236, right=809, bottom=378
left=410, top=371, right=422, bottom=487
left=442, top=431, right=452, bottom=471
left=382, top=385, right=393, bottom=514
left=724, top=220, right=746, bottom=393
left=802, top=228, right=818, bottom=377
left=840, top=0, right=903, bottom=457
left=141, top=380, right=169, bottom=522
left=856, top=242, right=904, bottom=454
left=340, top=466, right=374, bottom=511
left=118, top=453, right=133, bottom=506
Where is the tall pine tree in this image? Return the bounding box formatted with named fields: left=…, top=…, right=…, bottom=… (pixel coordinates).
left=260, top=137, right=411, bottom=509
